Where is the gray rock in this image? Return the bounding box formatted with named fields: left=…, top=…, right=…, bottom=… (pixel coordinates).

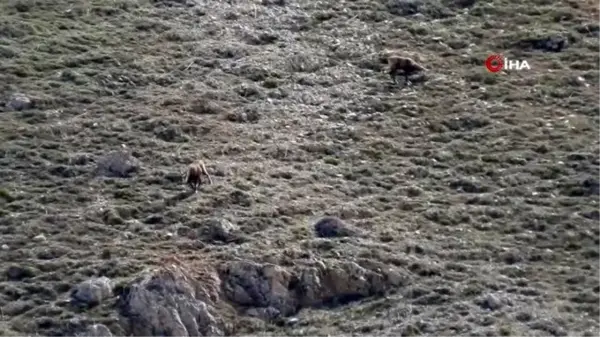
left=313, top=216, right=358, bottom=238
left=221, top=258, right=406, bottom=317
left=199, top=218, right=240, bottom=242
left=6, top=93, right=32, bottom=111
left=111, top=257, right=407, bottom=333
left=33, top=234, right=46, bottom=242
left=71, top=276, right=113, bottom=308
left=96, top=150, right=140, bottom=178
left=5, top=265, right=37, bottom=281
left=221, top=261, right=296, bottom=317
left=286, top=317, right=300, bottom=326
left=476, top=293, right=505, bottom=311
left=117, top=263, right=223, bottom=336
left=297, top=260, right=391, bottom=307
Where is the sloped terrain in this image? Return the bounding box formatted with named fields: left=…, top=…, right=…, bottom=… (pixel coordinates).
left=0, top=0, right=598, bottom=336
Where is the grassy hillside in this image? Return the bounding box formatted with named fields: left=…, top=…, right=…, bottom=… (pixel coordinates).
left=0, top=0, right=598, bottom=336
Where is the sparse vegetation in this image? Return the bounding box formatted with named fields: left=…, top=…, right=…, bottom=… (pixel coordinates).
left=0, top=0, right=598, bottom=336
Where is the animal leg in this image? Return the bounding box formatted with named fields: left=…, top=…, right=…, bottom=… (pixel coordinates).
left=389, top=70, right=396, bottom=84
left=201, top=164, right=213, bottom=185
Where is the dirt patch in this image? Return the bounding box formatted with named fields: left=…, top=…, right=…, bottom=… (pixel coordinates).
left=0, top=0, right=598, bottom=336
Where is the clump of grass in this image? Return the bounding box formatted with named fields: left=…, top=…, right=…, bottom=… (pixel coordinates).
left=0, top=188, right=15, bottom=202
left=188, top=99, right=226, bottom=115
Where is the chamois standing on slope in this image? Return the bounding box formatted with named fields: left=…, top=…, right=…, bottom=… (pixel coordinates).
left=385, top=51, right=427, bottom=85
left=184, top=161, right=213, bottom=193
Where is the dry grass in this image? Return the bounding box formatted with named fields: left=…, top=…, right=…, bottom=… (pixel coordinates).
left=0, top=0, right=599, bottom=336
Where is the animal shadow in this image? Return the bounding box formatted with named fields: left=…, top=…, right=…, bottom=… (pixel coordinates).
left=164, top=190, right=197, bottom=206
left=388, top=73, right=428, bottom=90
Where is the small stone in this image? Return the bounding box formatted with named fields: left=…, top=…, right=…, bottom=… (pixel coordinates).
left=96, top=150, right=140, bottom=178
left=122, top=231, right=134, bottom=240
left=198, top=218, right=239, bottom=242
left=286, top=317, right=300, bottom=326
left=383, top=268, right=406, bottom=287
left=476, top=293, right=504, bottom=311
left=33, top=234, right=46, bottom=242
left=70, top=276, right=113, bottom=308
left=100, top=249, right=111, bottom=259
left=6, top=93, right=33, bottom=111
left=313, top=216, right=358, bottom=238
left=5, top=265, right=37, bottom=280
left=1, top=244, right=9, bottom=250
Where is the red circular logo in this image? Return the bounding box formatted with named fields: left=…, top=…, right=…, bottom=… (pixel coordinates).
left=485, top=55, right=504, bottom=73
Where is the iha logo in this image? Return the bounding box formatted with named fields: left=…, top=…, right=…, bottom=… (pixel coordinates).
left=485, top=54, right=531, bottom=73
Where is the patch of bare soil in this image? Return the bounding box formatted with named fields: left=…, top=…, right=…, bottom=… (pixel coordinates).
left=0, top=0, right=598, bottom=336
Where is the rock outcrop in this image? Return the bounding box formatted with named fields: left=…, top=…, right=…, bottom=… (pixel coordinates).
left=116, top=257, right=224, bottom=336
left=79, top=256, right=408, bottom=336
left=220, top=258, right=408, bottom=320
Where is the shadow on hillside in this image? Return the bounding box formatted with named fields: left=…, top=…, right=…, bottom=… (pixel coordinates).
left=165, top=190, right=196, bottom=206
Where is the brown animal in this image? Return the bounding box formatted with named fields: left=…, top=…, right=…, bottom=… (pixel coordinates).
left=184, top=161, right=212, bottom=193
left=387, top=53, right=426, bottom=85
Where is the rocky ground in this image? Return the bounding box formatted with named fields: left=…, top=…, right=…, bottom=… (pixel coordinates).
left=0, top=0, right=599, bottom=336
